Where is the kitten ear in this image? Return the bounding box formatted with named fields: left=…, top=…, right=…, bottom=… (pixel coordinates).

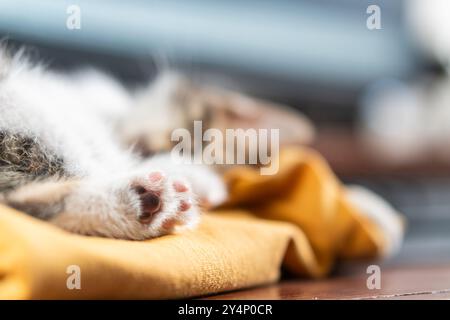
left=199, top=87, right=316, bottom=146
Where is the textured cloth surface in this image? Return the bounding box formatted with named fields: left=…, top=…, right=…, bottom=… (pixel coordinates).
left=0, top=148, right=389, bottom=299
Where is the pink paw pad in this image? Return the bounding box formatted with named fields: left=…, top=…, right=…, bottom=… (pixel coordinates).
left=149, top=172, right=164, bottom=183
left=179, top=200, right=192, bottom=212
left=173, top=181, right=188, bottom=193
left=134, top=172, right=165, bottom=224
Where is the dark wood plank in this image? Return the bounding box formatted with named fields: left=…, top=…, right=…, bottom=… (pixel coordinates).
left=203, top=264, right=450, bottom=300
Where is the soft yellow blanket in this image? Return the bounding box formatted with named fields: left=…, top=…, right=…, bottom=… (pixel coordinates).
left=0, top=148, right=394, bottom=299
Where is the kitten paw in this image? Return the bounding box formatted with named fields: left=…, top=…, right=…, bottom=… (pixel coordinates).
left=130, top=171, right=199, bottom=236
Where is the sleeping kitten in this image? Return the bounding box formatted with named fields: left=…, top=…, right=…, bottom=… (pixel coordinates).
left=0, top=48, right=227, bottom=240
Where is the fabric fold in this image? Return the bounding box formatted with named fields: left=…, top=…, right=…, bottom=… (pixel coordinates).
left=0, top=147, right=401, bottom=299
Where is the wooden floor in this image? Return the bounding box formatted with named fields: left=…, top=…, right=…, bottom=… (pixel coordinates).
left=204, top=263, right=450, bottom=300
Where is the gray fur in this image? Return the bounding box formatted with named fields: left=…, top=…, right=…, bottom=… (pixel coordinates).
left=0, top=131, right=67, bottom=192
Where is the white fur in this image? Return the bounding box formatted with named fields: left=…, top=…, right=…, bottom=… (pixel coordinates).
left=0, top=50, right=226, bottom=239
left=346, top=185, right=404, bottom=257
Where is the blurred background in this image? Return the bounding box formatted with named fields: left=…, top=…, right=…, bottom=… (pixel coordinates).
left=0, top=0, right=449, bottom=264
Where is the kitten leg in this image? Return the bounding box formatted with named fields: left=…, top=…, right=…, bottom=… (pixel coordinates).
left=2, top=170, right=201, bottom=239
left=2, top=179, right=80, bottom=220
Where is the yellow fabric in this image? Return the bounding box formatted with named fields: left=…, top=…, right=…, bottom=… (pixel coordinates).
left=0, top=147, right=388, bottom=299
